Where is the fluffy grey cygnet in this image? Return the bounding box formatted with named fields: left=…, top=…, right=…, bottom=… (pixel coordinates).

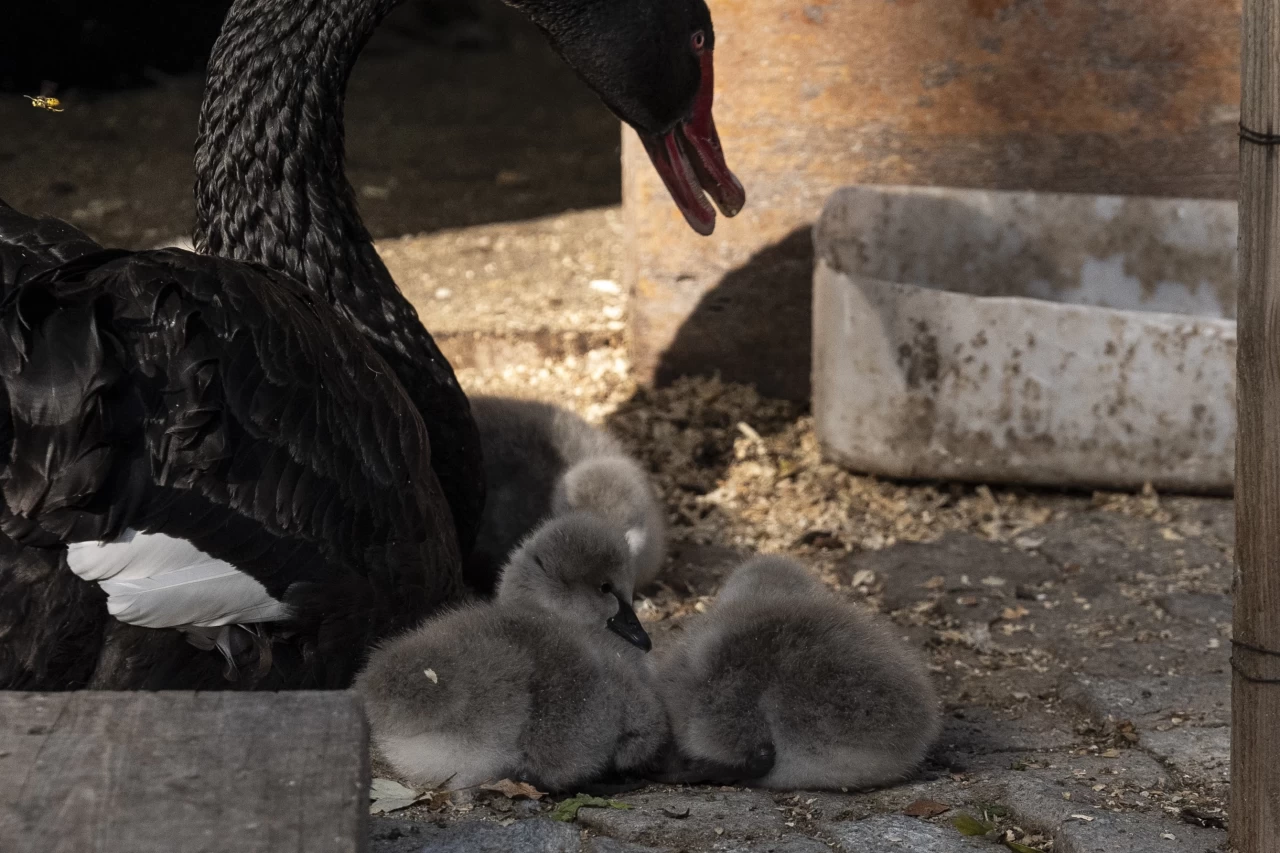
left=657, top=555, right=941, bottom=790
left=355, top=512, right=667, bottom=792
left=469, top=395, right=666, bottom=592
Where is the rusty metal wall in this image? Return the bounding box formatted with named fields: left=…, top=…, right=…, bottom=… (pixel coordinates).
left=624, top=0, right=1242, bottom=401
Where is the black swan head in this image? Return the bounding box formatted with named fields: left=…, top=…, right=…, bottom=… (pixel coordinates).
left=196, top=0, right=744, bottom=281
left=510, top=0, right=745, bottom=235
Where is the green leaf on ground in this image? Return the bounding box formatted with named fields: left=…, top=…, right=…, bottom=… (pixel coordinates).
left=952, top=812, right=994, bottom=836
left=1004, top=842, right=1041, bottom=853
left=551, top=794, right=632, bottom=822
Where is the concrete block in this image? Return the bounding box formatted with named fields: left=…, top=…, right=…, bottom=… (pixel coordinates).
left=812, top=186, right=1236, bottom=492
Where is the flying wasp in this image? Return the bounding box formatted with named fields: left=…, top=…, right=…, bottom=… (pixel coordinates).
left=25, top=81, right=64, bottom=113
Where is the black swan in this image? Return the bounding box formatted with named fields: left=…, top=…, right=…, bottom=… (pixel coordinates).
left=355, top=512, right=664, bottom=791
left=0, top=0, right=743, bottom=690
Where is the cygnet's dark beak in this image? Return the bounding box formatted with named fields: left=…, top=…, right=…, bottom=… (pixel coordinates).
left=607, top=594, right=652, bottom=652
left=637, top=50, right=745, bottom=236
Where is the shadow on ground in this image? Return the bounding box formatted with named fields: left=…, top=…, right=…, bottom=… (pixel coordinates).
left=650, top=226, right=816, bottom=403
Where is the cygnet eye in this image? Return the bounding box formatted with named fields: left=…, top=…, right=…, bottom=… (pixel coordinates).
left=600, top=582, right=613, bottom=594
left=691, top=30, right=706, bottom=52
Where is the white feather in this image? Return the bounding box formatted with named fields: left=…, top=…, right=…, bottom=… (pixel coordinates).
left=624, top=527, right=647, bottom=557
left=64, top=530, right=291, bottom=629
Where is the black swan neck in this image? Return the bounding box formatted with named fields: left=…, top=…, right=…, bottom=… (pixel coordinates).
left=191, top=0, right=488, bottom=566
left=193, top=0, right=408, bottom=340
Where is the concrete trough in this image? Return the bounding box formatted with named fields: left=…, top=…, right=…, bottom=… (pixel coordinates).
left=812, top=185, right=1237, bottom=493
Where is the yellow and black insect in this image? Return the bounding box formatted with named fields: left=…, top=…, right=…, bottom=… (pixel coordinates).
left=25, top=81, right=64, bottom=113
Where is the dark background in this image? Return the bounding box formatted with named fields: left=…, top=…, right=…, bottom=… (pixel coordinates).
left=0, top=0, right=623, bottom=246
left=0, top=1, right=499, bottom=90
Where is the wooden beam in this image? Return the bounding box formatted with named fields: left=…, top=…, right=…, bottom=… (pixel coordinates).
left=1233, top=0, right=1280, bottom=847
left=0, top=691, right=369, bottom=853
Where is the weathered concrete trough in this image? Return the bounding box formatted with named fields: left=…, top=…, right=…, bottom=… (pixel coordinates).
left=812, top=186, right=1237, bottom=493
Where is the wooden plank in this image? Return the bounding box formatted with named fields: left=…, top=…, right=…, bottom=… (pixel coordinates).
left=625, top=0, right=1242, bottom=400
left=1233, top=0, right=1280, bottom=847
left=0, top=692, right=369, bottom=853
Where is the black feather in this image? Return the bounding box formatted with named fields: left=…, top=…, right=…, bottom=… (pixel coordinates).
left=195, top=0, right=486, bottom=572
left=0, top=245, right=464, bottom=690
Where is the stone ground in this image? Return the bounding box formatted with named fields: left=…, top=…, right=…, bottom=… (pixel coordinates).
left=2, top=9, right=1232, bottom=852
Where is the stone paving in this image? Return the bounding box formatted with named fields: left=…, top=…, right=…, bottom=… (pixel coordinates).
left=369, top=499, right=1233, bottom=853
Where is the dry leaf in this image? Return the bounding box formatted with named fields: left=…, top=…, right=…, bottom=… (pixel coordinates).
left=1000, top=606, right=1030, bottom=621
left=481, top=779, right=546, bottom=800
left=1180, top=807, right=1226, bottom=829
left=661, top=806, right=692, bottom=819
left=850, top=569, right=876, bottom=587
left=369, top=778, right=431, bottom=814
left=423, top=668, right=438, bottom=683
left=903, top=799, right=950, bottom=818
left=1070, top=814, right=1094, bottom=822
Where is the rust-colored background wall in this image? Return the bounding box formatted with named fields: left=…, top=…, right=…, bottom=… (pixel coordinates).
left=624, top=0, right=1242, bottom=401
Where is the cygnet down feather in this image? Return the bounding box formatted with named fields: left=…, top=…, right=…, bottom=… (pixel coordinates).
left=356, top=513, right=667, bottom=791
left=469, top=395, right=666, bottom=591
left=657, top=555, right=941, bottom=790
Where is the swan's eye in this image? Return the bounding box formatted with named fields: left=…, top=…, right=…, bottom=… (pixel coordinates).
left=691, top=31, right=706, bottom=52
left=600, top=582, right=613, bottom=594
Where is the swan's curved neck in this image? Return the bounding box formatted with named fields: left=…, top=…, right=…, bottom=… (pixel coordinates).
left=193, top=0, right=410, bottom=345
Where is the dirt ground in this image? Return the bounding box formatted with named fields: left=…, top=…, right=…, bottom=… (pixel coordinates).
left=1, top=10, right=1233, bottom=853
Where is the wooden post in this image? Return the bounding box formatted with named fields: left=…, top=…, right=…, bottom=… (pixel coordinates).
left=1234, top=0, right=1280, bottom=847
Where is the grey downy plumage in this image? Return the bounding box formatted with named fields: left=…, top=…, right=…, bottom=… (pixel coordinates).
left=656, top=555, right=941, bottom=790
left=355, top=512, right=667, bottom=791
left=468, top=396, right=666, bottom=592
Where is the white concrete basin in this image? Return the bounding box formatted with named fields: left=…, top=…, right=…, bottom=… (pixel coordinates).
left=812, top=185, right=1237, bottom=493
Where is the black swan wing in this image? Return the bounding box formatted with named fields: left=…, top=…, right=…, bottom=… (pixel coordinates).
left=0, top=197, right=103, bottom=289
left=0, top=201, right=108, bottom=690
left=0, top=248, right=462, bottom=687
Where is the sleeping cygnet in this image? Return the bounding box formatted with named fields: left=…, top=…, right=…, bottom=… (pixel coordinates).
left=468, top=395, right=666, bottom=592
left=656, top=555, right=941, bottom=790
left=355, top=512, right=668, bottom=792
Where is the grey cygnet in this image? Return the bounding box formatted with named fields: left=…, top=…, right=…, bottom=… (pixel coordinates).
left=355, top=512, right=668, bottom=791
left=469, top=395, right=666, bottom=592
left=657, top=555, right=941, bottom=790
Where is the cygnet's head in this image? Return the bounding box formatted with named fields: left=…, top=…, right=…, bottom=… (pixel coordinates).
left=553, top=457, right=661, bottom=559
left=715, top=555, right=826, bottom=609
left=498, top=512, right=652, bottom=652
